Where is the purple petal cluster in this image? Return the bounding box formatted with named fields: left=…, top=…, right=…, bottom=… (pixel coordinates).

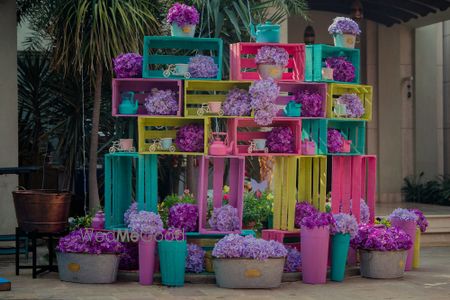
left=144, top=88, right=179, bottom=115
left=327, top=128, right=344, bottom=153
left=175, top=123, right=204, bottom=152
left=128, top=211, right=164, bottom=236
left=222, top=88, right=252, bottom=116
left=212, top=234, right=287, bottom=260
left=249, top=78, right=280, bottom=126
left=208, top=204, right=240, bottom=231
left=295, top=202, right=318, bottom=228
left=266, top=127, right=295, bottom=153
left=168, top=203, right=198, bottom=232
left=300, top=211, right=334, bottom=229
left=56, top=229, right=123, bottom=255
left=124, top=202, right=138, bottom=226
left=284, top=247, right=301, bottom=272
left=188, top=55, right=218, bottom=78
left=351, top=224, right=413, bottom=251
left=325, top=57, right=355, bottom=82
left=337, top=94, right=364, bottom=118
left=409, top=208, right=428, bottom=233
left=255, top=46, right=289, bottom=66
left=331, top=213, right=359, bottom=238
left=294, top=90, right=324, bottom=117
left=119, top=242, right=138, bottom=270
left=186, top=244, right=205, bottom=273
left=113, top=53, right=142, bottom=78
left=166, top=2, right=200, bottom=27
left=360, top=199, right=370, bottom=224
left=328, top=17, right=361, bottom=35
left=388, top=208, right=418, bottom=223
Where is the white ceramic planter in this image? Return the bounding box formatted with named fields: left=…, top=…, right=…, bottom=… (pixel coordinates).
left=333, top=33, right=356, bottom=49
left=257, top=64, right=283, bottom=80
left=359, top=249, right=407, bottom=279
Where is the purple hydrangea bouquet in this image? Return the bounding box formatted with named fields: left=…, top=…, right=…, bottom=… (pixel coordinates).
left=284, top=247, right=301, bottom=273
left=208, top=204, right=240, bottom=232
left=327, top=128, right=344, bottom=153
left=175, top=123, right=204, bottom=152
left=266, top=127, right=295, bottom=153
left=222, top=88, right=252, bottom=116
left=295, top=201, right=318, bottom=228
left=128, top=211, right=164, bottom=237
left=328, top=17, right=361, bottom=48
left=300, top=211, right=334, bottom=229
left=331, top=213, right=358, bottom=238
left=186, top=243, right=205, bottom=273
left=124, top=202, right=138, bottom=226
left=249, top=78, right=280, bottom=126
left=326, top=198, right=371, bottom=224
left=325, top=56, right=355, bottom=82
left=336, top=94, right=364, bottom=118
left=293, top=90, right=324, bottom=117
left=255, top=46, right=289, bottom=80
left=168, top=203, right=198, bottom=232
left=57, top=229, right=123, bottom=255
left=166, top=2, right=200, bottom=37
left=188, top=55, right=218, bottom=78
left=409, top=208, right=428, bottom=233
left=144, top=88, right=179, bottom=115
left=113, top=53, right=142, bottom=78
left=388, top=208, right=418, bottom=223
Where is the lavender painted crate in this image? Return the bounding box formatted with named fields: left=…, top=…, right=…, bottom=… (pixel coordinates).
left=112, top=79, right=183, bottom=117
left=276, top=82, right=327, bottom=118
left=197, top=155, right=245, bottom=234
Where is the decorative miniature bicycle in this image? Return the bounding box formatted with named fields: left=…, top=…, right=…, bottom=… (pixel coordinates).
left=197, top=102, right=224, bottom=116
left=163, top=64, right=191, bottom=79
left=148, top=138, right=176, bottom=152
left=247, top=140, right=269, bottom=154
left=109, top=140, right=135, bottom=154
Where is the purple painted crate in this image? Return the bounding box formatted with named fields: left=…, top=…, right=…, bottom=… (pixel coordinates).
left=276, top=82, right=327, bottom=118
left=112, top=78, right=183, bottom=117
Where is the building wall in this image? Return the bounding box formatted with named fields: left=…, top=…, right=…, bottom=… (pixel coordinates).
left=0, top=0, right=18, bottom=234
left=444, top=21, right=450, bottom=175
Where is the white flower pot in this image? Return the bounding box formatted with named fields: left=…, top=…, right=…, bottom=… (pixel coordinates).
left=257, top=64, right=283, bottom=80
left=333, top=33, right=356, bottom=49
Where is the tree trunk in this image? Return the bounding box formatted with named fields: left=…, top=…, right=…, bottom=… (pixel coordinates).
left=88, top=62, right=103, bottom=211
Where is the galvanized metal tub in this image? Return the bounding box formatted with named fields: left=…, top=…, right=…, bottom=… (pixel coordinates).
left=359, top=249, right=407, bottom=279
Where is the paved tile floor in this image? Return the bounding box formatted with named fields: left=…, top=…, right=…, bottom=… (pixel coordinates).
left=376, top=202, right=450, bottom=216
left=0, top=247, right=449, bottom=299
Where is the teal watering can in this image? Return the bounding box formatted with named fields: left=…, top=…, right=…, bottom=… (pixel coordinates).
left=284, top=101, right=302, bottom=117
left=119, top=91, right=138, bottom=114
left=249, top=21, right=280, bottom=43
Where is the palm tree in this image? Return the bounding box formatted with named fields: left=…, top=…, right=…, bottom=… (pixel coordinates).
left=50, top=0, right=160, bottom=210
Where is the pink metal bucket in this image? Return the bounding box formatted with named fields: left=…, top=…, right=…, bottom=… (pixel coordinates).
left=390, top=219, right=416, bottom=271
left=138, top=237, right=156, bottom=285
left=301, top=226, right=330, bottom=284
left=208, top=102, right=222, bottom=113
left=119, top=139, right=134, bottom=150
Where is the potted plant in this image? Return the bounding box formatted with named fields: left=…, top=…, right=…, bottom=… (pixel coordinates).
left=351, top=224, right=413, bottom=279
left=158, top=228, right=187, bottom=287
left=242, top=191, right=273, bottom=230
left=144, top=88, right=179, bottom=116
left=255, top=46, right=289, bottom=80
left=387, top=208, right=419, bottom=271
left=158, top=190, right=196, bottom=226
left=249, top=78, right=280, bottom=126
left=408, top=208, right=428, bottom=268
left=223, top=88, right=252, bottom=116
left=293, top=90, right=324, bottom=117
left=128, top=211, right=164, bottom=285
left=188, top=55, right=219, bottom=79
left=175, top=123, right=204, bottom=153
left=212, top=234, right=287, bottom=288
left=166, top=2, right=200, bottom=38
left=186, top=243, right=206, bottom=273
left=267, top=127, right=295, bottom=153
left=328, top=17, right=361, bottom=49
left=300, top=210, right=334, bottom=284
left=56, top=229, right=123, bottom=283
left=208, top=204, right=240, bottom=232
left=330, top=213, right=358, bottom=282
left=284, top=247, right=301, bottom=273
left=325, top=56, right=356, bottom=83
left=328, top=128, right=349, bottom=153
left=113, top=53, right=142, bottom=78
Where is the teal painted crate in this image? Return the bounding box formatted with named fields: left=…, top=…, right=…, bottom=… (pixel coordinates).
left=142, top=36, right=223, bottom=80
left=327, top=120, right=366, bottom=155
left=104, top=153, right=158, bottom=230
left=301, top=119, right=327, bottom=155
left=305, top=44, right=360, bottom=84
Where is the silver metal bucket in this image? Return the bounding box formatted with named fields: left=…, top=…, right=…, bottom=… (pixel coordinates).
left=359, top=249, right=407, bottom=279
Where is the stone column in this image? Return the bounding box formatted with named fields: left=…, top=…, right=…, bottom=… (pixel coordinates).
left=444, top=21, right=450, bottom=175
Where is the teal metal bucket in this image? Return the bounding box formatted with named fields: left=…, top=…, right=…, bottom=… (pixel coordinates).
left=158, top=240, right=187, bottom=286
left=330, top=233, right=351, bottom=282
left=171, top=24, right=196, bottom=38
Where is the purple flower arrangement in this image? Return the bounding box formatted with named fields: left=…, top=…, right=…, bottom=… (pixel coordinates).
left=212, top=234, right=287, bottom=260
left=186, top=243, right=205, bottom=273
left=327, top=128, right=344, bottom=153
left=331, top=213, right=359, bottom=238
left=56, top=229, right=123, bottom=254
left=360, top=199, right=370, bottom=224
left=295, top=202, right=318, bottom=228
left=119, top=242, right=138, bottom=270
left=208, top=204, right=240, bottom=231
left=113, top=53, right=142, bottom=78
left=351, top=224, right=413, bottom=251
left=188, top=55, right=218, bottom=78
left=325, top=57, right=355, bottom=82
left=337, top=94, right=364, bottom=118
left=300, top=211, right=334, bottom=229
left=328, top=17, right=361, bottom=35
left=222, top=88, right=252, bottom=116
left=124, top=202, right=138, bottom=226
left=144, top=88, right=179, bottom=115
left=249, top=78, right=280, bottom=126
left=293, top=90, right=324, bottom=117
left=284, top=247, right=301, bottom=272
left=409, top=208, right=428, bottom=233
left=166, top=2, right=200, bottom=27
left=175, top=123, right=204, bottom=152
left=266, top=127, right=295, bottom=153
left=128, top=211, right=164, bottom=236
left=388, top=208, right=418, bottom=223
left=168, top=203, right=198, bottom=232
left=255, top=46, right=289, bottom=66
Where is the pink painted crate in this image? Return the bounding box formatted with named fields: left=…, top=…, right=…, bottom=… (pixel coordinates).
left=197, top=155, right=245, bottom=234
left=227, top=118, right=302, bottom=156
left=331, top=155, right=377, bottom=223
left=276, top=82, right=327, bottom=117
left=229, top=42, right=305, bottom=81
left=261, top=229, right=300, bottom=251
left=112, top=78, right=183, bottom=117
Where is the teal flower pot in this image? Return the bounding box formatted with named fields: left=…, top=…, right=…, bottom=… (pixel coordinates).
left=171, top=24, right=196, bottom=37
left=330, top=233, right=351, bottom=282
left=158, top=240, right=187, bottom=286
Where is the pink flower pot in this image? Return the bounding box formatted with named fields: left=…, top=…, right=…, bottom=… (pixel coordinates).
left=321, top=67, right=334, bottom=80
left=390, top=219, right=416, bottom=271
left=301, top=225, right=330, bottom=284
left=138, top=237, right=156, bottom=285
left=257, top=64, right=283, bottom=80
left=341, top=140, right=352, bottom=153
left=119, top=139, right=134, bottom=151
left=302, top=141, right=316, bottom=155
left=208, top=102, right=222, bottom=113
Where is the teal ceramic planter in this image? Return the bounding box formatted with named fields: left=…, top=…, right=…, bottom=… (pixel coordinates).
left=330, top=233, right=351, bottom=282
left=158, top=240, right=187, bottom=286
left=171, top=24, right=196, bottom=38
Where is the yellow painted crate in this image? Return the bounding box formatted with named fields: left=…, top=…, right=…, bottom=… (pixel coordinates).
left=138, top=117, right=209, bottom=155
left=326, top=83, right=373, bottom=121
left=184, top=80, right=253, bottom=118
left=273, top=155, right=327, bottom=231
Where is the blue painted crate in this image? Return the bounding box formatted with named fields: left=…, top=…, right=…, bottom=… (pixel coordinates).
left=305, top=44, right=360, bottom=84
left=142, top=36, right=223, bottom=80
left=104, top=153, right=158, bottom=230
left=326, top=119, right=366, bottom=155
left=301, top=118, right=328, bottom=155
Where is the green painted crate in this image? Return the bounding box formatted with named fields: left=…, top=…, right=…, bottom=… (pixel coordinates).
left=104, top=153, right=158, bottom=230
left=326, top=120, right=366, bottom=155
left=326, top=83, right=373, bottom=121
left=305, top=44, right=360, bottom=84
left=142, top=36, right=223, bottom=80
left=301, top=119, right=328, bottom=155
